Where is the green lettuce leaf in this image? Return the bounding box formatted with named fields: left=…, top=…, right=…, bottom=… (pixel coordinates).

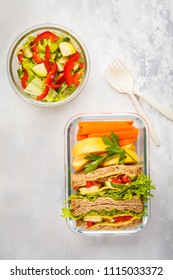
left=61, top=207, right=144, bottom=221
left=24, top=77, right=57, bottom=99
left=85, top=209, right=144, bottom=218
left=22, top=36, right=35, bottom=48
left=46, top=83, right=77, bottom=102
left=37, top=39, right=59, bottom=53
left=24, top=77, right=44, bottom=96
left=70, top=174, right=155, bottom=202
left=61, top=208, right=82, bottom=220
left=22, top=57, right=36, bottom=83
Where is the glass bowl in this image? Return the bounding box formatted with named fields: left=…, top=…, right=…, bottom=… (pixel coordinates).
left=64, top=112, right=150, bottom=236
left=7, top=24, right=90, bottom=107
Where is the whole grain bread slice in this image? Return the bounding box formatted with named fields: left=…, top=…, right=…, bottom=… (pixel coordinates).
left=72, top=164, right=143, bottom=187
left=77, top=217, right=142, bottom=230
left=70, top=195, right=144, bottom=216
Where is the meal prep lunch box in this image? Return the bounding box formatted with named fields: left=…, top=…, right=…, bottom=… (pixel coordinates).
left=64, top=112, right=150, bottom=236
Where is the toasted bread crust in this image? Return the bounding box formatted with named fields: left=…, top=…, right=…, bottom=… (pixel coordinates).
left=77, top=218, right=142, bottom=230
left=72, top=164, right=143, bottom=187
left=70, top=196, right=144, bottom=216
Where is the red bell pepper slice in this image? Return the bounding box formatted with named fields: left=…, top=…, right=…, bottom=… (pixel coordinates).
left=31, top=45, right=39, bottom=53
left=44, top=45, right=52, bottom=72
left=50, top=73, right=65, bottom=89
left=45, top=62, right=57, bottom=82
left=64, top=52, right=81, bottom=86
left=50, top=84, right=60, bottom=89
left=32, top=52, right=44, bottom=64
left=36, top=85, right=50, bottom=101
left=73, top=71, right=82, bottom=86
left=56, top=73, right=64, bottom=83
left=18, top=49, right=24, bottom=63
left=32, top=31, right=59, bottom=45
left=21, top=68, right=28, bottom=88
left=79, top=62, right=84, bottom=69
left=36, top=62, right=57, bottom=100
left=18, top=50, right=28, bottom=88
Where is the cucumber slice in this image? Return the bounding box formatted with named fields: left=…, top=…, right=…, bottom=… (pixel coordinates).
left=59, top=42, right=76, bottom=57
left=73, top=62, right=79, bottom=71
left=84, top=216, right=102, bottom=222
left=56, top=62, right=64, bottom=72
left=32, top=63, right=48, bottom=77
left=58, top=57, right=68, bottom=64
left=79, top=186, right=100, bottom=195
left=105, top=181, right=112, bottom=188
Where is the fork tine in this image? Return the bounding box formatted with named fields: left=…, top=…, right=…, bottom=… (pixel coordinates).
left=108, top=58, right=128, bottom=75
left=108, top=62, right=119, bottom=74
left=109, top=62, right=120, bottom=76
left=113, top=59, right=124, bottom=70
left=116, top=59, right=129, bottom=71
left=109, top=62, right=116, bottom=69
left=113, top=59, right=120, bottom=67
left=112, top=60, right=123, bottom=73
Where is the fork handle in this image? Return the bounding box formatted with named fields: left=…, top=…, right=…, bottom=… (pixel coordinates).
left=130, top=93, right=160, bottom=146
left=134, top=89, right=173, bottom=120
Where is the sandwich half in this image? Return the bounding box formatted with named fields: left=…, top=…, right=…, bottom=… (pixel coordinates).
left=62, top=164, right=154, bottom=230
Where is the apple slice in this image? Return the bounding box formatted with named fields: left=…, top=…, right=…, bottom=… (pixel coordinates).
left=102, top=148, right=139, bottom=167
left=72, top=137, right=107, bottom=157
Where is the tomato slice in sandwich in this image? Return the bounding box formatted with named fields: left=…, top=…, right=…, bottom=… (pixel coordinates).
left=122, top=175, right=131, bottom=183
left=111, top=178, right=123, bottom=184
left=87, top=221, right=94, bottom=227
left=114, top=215, right=132, bottom=223
left=86, top=181, right=93, bottom=188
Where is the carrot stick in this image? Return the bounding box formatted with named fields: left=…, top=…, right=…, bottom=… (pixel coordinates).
left=78, top=120, right=134, bottom=127
left=76, top=134, right=88, bottom=140
left=87, top=128, right=138, bottom=140
left=119, top=138, right=137, bottom=146
left=77, top=125, right=134, bottom=136
left=78, top=121, right=134, bottom=135
left=77, top=127, right=83, bottom=135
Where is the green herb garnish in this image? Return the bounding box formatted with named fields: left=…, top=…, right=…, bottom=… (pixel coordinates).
left=84, top=132, right=138, bottom=174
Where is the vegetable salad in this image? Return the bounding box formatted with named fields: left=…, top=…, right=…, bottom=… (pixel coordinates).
left=17, top=31, right=85, bottom=102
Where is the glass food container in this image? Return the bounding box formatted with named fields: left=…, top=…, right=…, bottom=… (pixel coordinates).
left=64, top=113, right=150, bottom=236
